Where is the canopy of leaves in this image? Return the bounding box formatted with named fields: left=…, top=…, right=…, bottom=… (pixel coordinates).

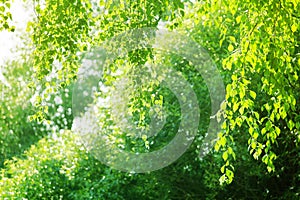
left=0, top=0, right=299, bottom=199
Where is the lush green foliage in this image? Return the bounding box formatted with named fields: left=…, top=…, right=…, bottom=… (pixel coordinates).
left=187, top=0, right=300, bottom=184
left=0, top=57, right=74, bottom=168
left=0, top=0, right=15, bottom=31
left=0, top=58, right=41, bottom=168
left=0, top=0, right=299, bottom=199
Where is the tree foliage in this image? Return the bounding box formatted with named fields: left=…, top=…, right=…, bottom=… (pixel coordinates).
left=0, top=0, right=15, bottom=31
left=0, top=0, right=299, bottom=199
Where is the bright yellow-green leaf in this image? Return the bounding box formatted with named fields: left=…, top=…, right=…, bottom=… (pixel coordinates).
left=239, top=88, right=245, bottom=99
left=231, top=74, right=237, bottom=81
left=229, top=36, right=236, bottom=43
left=249, top=126, right=254, bottom=135
left=219, top=174, right=227, bottom=185
left=291, top=24, right=297, bottom=32
left=262, top=154, right=268, bottom=164
left=249, top=90, right=256, bottom=99
left=275, top=127, right=280, bottom=136
left=288, top=120, right=295, bottom=130
left=225, top=169, right=234, bottom=183
left=236, top=15, right=242, bottom=24
left=233, top=103, right=239, bottom=112
left=236, top=117, right=243, bottom=127
left=251, top=142, right=256, bottom=149
left=222, top=151, right=228, bottom=161
left=228, top=44, right=234, bottom=52
left=141, top=134, right=147, bottom=141
left=215, top=142, right=221, bottom=151
left=221, top=165, right=225, bottom=173
left=220, top=136, right=227, bottom=147
left=238, top=106, right=244, bottom=115
left=253, top=131, right=259, bottom=139
left=280, top=109, right=287, bottom=119
left=254, top=112, right=259, bottom=119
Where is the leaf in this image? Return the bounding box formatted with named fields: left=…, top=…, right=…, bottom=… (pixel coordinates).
left=228, top=147, right=233, bottom=154
left=275, top=126, right=280, bottom=136
left=251, top=142, right=256, bottom=149
left=221, top=165, right=225, bottom=173
left=220, top=136, right=227, bottom=147
left=249, top=90, right=256, bottom=99
left=288, top=120, right=294, bottom=130
left=228, top=44, right=234, bottom=52
left=214, top=142, right=221, bottom=151
left=236, top=117, right=243, bottom=127
left=280, top=109, right=287, bottom=119
left=253, top=151, right=259, bottom=160
left=253, top=131, right=259, bottom=139
left=225, top=169, right=234, bottom=183
left=262, top=154, right=268, bottom=164
left=226, top=84, right=232, bottom=98
left=236, top=15, right=242, bottom=24
left=266, top=120, right=272, bottom=130
left=265, top=103, right=271, bottom=112
left=239, top=87, right=245, bottom=99
left=141, top=135, right=147, bottom=141
left=222, top=151, right=228, bottom=161
left=267, top=166, right=274, bottom=173
left=229, top=36, right=236, bottom=43
left=219, top=36, right=225, bottom=47
left=239, top=106, right=244, bottom=115
left=249, top=126, right=254, bottom=135
left=254, top=112, right=259, bottom=119
left=231, top=74, right=238, bottom=81
left=291, top=24, right=297, bottom=32
left=219, top=174, right=227, bottom=185
left=220, top=100, right=227, bottom=110
left=233, top=103, right=239, bottom=112
left=231, top=151, right=236, bottom=160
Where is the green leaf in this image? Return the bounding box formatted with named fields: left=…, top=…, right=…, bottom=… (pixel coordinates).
left=220, top=136, right=227, bottom=147
left=229, top=36, right=236, bottom=43
left=221, top=165, right=225, bottom=173
left=233, top=103, right=239, bottom=112
left=265, top=103, right=271, bottom=112
left=288, top=120, right=294, bottom=130
left=225, top=169, right=234, bottom=183
left=275, top=126, right=280, bottom=136
left=220, top=101, right=227, bottom=110
left=238, top=106, right=244, bottom=115
left=280, top=109, right=287, bottom=119
left=249, top=126, right=254, bottom=135
left=236, top=15, right=242, bottom=24
left=253, top=131, right=259, bottom=139
left=228, top=44, right=234, bottom=52
left=253, top=112, right=259, bottom=119
left=249, top=90, right=256, bottom=99
left=141, top=135, right=147, bottom=141
left=231, top=74, right=238, bottom=81
left=219, top=174, right=227, bottom=185
left=262, top=154, right=268, bottom=164
left=215, top=142, right=221, bottom=151
left=222, top=151, right=228, bottom=161
left=239, top=87, right=245, bottom=99
left=266, top=120, right=272, bottom=130
left=291, top=24, right=297, bottom=32
left=267, top=166, right=274, bottom=173
left=251, top=142, right=256, bottom=149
